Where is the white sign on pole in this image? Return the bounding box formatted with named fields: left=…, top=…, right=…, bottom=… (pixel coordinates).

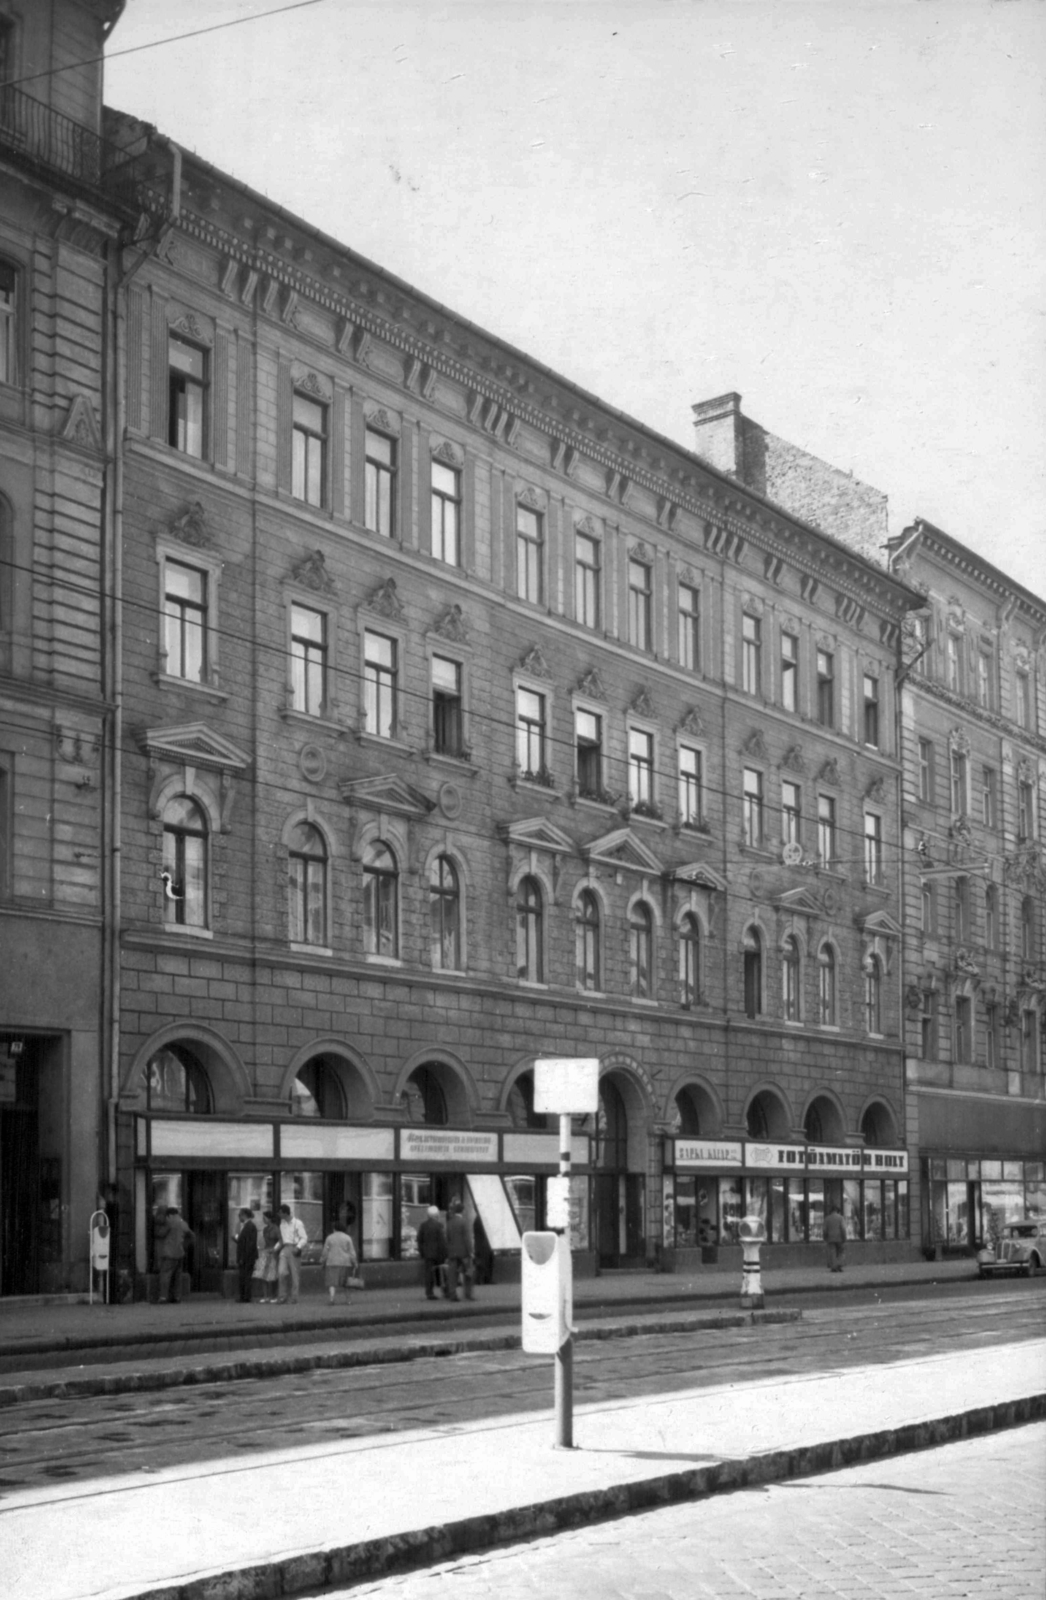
left=533, top=1057, right=600, bottom=1116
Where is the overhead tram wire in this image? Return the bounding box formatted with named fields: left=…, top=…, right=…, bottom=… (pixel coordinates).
left=5, top=0, right=329, bottom=92
left=9, top=551, right=931, bottom=887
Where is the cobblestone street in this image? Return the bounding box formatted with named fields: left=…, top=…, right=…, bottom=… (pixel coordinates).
left=341, top=1422, right=1046, bottom=1599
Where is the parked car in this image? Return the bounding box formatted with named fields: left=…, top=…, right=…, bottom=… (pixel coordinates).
left=976, top=1220, right=1045, bottom=1278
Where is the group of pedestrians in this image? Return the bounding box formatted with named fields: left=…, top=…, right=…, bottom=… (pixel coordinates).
left=154, top=1203, right=359, bottom=1305
left=416, top=1198, right=476, bottom=1301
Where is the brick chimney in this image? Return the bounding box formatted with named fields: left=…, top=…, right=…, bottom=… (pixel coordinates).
left=691, top=392, right=745, bottom=479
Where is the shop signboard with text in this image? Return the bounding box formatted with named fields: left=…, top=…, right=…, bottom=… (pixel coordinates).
left=399, top=1128, right=499, bottom=1165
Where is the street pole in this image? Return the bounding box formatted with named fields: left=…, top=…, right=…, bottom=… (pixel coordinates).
left=554, top=1109, right=573, bottom=1449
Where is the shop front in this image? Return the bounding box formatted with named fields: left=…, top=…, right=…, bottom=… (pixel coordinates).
left=662, top=1137, right=911, bottom=1269
left=923, top=1157, right=1045, bottom=1255
left=132, top=1114, right=592, bottom=1295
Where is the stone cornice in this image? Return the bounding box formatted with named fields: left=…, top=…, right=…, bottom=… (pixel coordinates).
left=906, top=675, right=1046, bottom=759
left=911, top=520, right=1046, bottom=622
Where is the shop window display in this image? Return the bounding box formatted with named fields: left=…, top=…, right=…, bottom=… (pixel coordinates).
left=363, top=1172, right=393, bottom=1261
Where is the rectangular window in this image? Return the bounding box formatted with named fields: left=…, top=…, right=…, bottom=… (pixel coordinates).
left=517, top=687, right=547, bottom=779
left=817, top=794, right=836, bottom=869
left=364, top=428, right=396, bottom=537
left=1021, top=1010, right=1038, bottom=1073
left=985, top=886, right=997, bottom=950
left=954, top=878, right=969, bottom=944
left=0, top=760, right=11, bottom=901
left=364, top=631, right=396, bottom=739
left=781, top=633, right=798, bottom=713
left=946, top=634, right=962, bottom=694
left=575, top=709, right=603, bottom=800
left=628, top=559, right=652, bottom=652
left=168, top=335, right=206, bottom=458
left=678, top=584, right=700, bottom=671
left=816, top=651, right=834, bottom=727
left=918, top=738, right=934, bottom=804
left=921, top=882, right=936, bottom=936
left=290, top=604, right=327, bottom=715
left=0, top=260, right=15, bottom=387
left=954, top=997, right=972, bottom=1065
left=432, top=655, right=463, bottom=757
left=985, top=1004, right=999, bottom=1071
left=743, top=766, right=764, bottom=849
left=292, top=392, right=327, bottom=506
left=864, top=811, right=883, bottom=885
left=628, top=728, right=654, bottom=807
left=1018, top=780, right=1034, bottom=842
left=863, top=675, right=880, bottom=747
left=163, top=559, right=207, bottom=682
left=977, top=650, right=993, bottom=710
left=575, top=532, right=600, bottom=630
left=516, top=505, right=543, bottom=604
left=981, top=767, right=997, bottom=829
left=679, top=745, right=703, bottom=827
left=742, top=614, right=761, bottom=696
left=921, top=991, right=938, bottom=1061
left=431, top=460, right=461, bottom=565
left=950, top=750, right=967, bottom=815
left=781, top=780, right=802, bottom=848
left=1016, top=671, right=1031, bottom=730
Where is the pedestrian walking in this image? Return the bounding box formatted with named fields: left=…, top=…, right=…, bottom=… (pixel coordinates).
left=445, top=1197, right=474, bottom=1302
left=234, top=1208, right=258, bottom=1302
left=320, top=1222, right=358, bottom=1302
left=254, top=1210, right=281, bottom=1302
left=824, top=1202, right=847, bottom=1273
left=154, top=1205, right=194, bottom=1303
left=416, top=1205, right=447, bottom=1300
left=275, top=1203, right=308, bottom=1304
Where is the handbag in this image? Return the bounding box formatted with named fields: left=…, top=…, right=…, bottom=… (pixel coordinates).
left=346, top=1270, right=365, bottom=1289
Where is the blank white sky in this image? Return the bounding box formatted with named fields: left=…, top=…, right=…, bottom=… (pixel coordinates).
left=107, top=0, right=1046, bottom=596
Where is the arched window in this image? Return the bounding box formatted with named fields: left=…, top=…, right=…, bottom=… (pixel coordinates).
left=865, top=955, right=882, bottom=1035
left=363, top=840, right=398, bottom=957
left=429, top=854, right=461, bottom=970
left=818, top=944, right=837, bottom=1026
left=743, top=927, right=762, bottom=1018
left=515, top=875, right=543, bottom=982
left=403, top=1064, right=448, bottom=1125
left=630, top=902, right=654, bottom=998
left=746, top=1096, right=769, bottom=1140
left=1022, top=896, right=1037, bottom=963
left=507, top=1072, right=546, bottom=1130
left=804, top=1103, right=824, bottom=1143
left=146, top=1044, right=211, bottom=1113
left=671, top=1087, right=701, bottom=1137
left=678, top=914, right=701, bottom=1007
left=575, top=890, right=601, bottom=990
left=782, top=936, right=801, bottom=1022
left=162, top=796, right=208, bottom=927
left=290, top=1057, right=345, bottom=1118
left=596, top=1080, right=628, bottom=1169
left=288, top=821, right=327, bottom=945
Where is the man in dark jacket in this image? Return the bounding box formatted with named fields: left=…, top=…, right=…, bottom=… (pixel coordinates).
left=824, top=1203, right=847, bottom=1273
left=445, top=1198, right=473, bottom=1302
left=416, top=1205, right=447, bottom=1300
left=235, top=1208, right=259, bottom=1302
left=155, top=1206, right=194, bottom=1302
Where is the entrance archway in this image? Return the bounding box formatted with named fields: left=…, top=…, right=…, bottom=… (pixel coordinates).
left=593, top=1072, right=648, bottom=1267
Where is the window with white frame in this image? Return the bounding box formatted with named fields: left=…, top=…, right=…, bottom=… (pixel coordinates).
left=954, top=995, right=972, bottom=1064
left=917, top=738, right=934, bottom=804
left=168, top=334, right=207, bottom=458
left=0, top=260, right=16, bottom=387
left=954, top=876, right=970, bottom=944
left=781, top=632, right=798, bottom=713
left=292, top=392, right=327, bottom=506
left=1017, top=777, right=1035, bottom=842
left=575, top=531, right=600, bottom=630
left=516, top=687, right=548, bottom=782
left=984, top=884, right=998, bottom=950
left=816, top=650, right=834, bottom=727
left=864, top=811, right=883, bottom=885
left=432, top=655, right=464, bottom=757
left=364, top=630, right=397, bottom=739
left=678, top=583, right=700, bottom=671
left=678, top=745, right=703, bottom=827
left=288, top=822, right=328, bottom=946
left=950, top=748, right=968, bottom=815
left=575, top=889, right=601, bottom=991
left=516, top=504, right=543, bottom=605
left=743, top=766, right=764, bottom=849
left=817, top=793, right=836, bottom=868
left=977, top=648, right=993, bottom=710
left=864, top=955, right=882, bottom=1034
left=163, top=559, right=208, bottom=682
left=431, top=459, right=461, bottom=565
left=921, top=990, right=938, bottom=1059
left=628, top=727, right=655, bottom=809
left=1022, top=895, right=1037, bottom=963
left=575, top=709, right=604, bottom=801
left=516, top=875, right=543, bottom=982
left=863, top=674, right=880, bottom=748
left=742, top=613, right=761, bottom=695
left=162, top=796, right=208, bottom=928
left=364, top=428, right=396, bottom=537
left=921, top=881, right=937, bottom=937
left=818, top=945, right=836, bottom=1025
left=1015, top=669, right=1031, bottom=730
left=986, top=1002, right=1000, bottom=1071
left=363, top=841, right=398, bottom=958
left=743, top=927, right=762, bottom=1018
left=678, top=913, right=701, bottom=1007
left=781, top=781, right=802, bottom=848
left=429, top=855, right=462, bottom=971
left=782, top=936, right=801, bottom=1022
left=981, top=765, right=997, bottom=829
left=946, top=633, right=962, bottom=694
left=629, top=901, right=654, bottom=998
left=290, top=603, right=328, bottom=716
left=628, top=558, right=652, bottom=652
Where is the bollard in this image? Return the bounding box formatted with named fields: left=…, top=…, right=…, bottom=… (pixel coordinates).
left=738, top=1213, right=766, bottom=1309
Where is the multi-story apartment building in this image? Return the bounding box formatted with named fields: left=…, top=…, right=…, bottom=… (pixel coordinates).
left=0, top=0, right=129, bottom=1294
left=888, top=520, right=1046, bottom=1253
left=105, top=120, right=922, bottom=1293
left=693, top=393, right=1046, bottom=1256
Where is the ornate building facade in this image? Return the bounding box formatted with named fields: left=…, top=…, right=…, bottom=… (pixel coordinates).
left=104, top=120, right=921, bottom=1292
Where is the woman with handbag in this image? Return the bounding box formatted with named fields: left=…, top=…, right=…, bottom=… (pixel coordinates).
left=320, top=1222, right=359, bottom=1302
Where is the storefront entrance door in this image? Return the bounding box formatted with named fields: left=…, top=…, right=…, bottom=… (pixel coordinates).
left=594, top=1173, right=645, bottom=1267
left=185, top=1170, right=224, bottom=1291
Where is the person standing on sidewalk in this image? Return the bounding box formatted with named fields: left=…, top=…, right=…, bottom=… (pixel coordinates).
left=824, top=1203, right=847, bottom=1273
left=275, top=1203, right=308, bottom=1304
left=445, top=1198, right=474, bottom=1302
left=235, top=1208, right=258, bottom=1302
left=154, top=1206, right=194, bottom=1303
left=416, top=1205, right=447, bottom=1299
left=320, top=1221, right=357, bottom=1303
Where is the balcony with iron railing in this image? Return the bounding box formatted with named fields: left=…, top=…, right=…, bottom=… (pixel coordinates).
left=0, top=84, right=163, bottom=216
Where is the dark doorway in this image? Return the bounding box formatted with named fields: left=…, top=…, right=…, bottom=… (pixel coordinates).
left=185, top=1170, right=225, bottom=1290
left=0, top=1039, right=42, bottom=1296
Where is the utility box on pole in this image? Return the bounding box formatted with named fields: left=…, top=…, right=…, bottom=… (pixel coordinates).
left=521, top=1230, right=572, bottom=1354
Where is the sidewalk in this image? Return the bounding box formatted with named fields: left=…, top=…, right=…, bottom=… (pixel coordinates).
left=4, top=1337, right=1044, bottom=1600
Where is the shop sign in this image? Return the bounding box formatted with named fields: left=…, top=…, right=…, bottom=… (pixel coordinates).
left=744, top=1143, right=806, bottom=1172
left=674, top=1139, right=743, bottom=1169
left=400, top=1128, right=499, bottom=1165
left=806, top=1145, right=865, bottom=1173
left=150, top=1120, right=274, bottom=1160
left=281, top=1125, right=395, bottom=1163
left=503, top=1132, right=590, bottom=1169
left=863, top=1148, right=909, bottom=1175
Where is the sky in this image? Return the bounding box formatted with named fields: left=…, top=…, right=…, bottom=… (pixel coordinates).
left=106, top=0, right=1046, bottom=598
